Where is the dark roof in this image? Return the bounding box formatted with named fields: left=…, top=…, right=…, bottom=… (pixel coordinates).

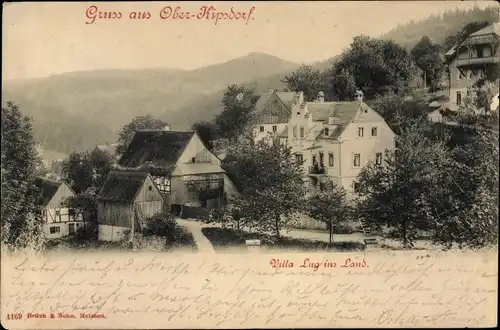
left=99, top=171, right=150, bottom=203
left=118, top=130, right=194, bottom=176
left=34, top=177, right=64, bottom=207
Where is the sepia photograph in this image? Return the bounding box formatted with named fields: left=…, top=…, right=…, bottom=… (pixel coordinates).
left=1, top=1, right=498, bottom=328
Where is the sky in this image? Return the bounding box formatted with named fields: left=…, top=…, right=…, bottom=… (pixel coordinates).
left=2, top=1, right=494, bottom=80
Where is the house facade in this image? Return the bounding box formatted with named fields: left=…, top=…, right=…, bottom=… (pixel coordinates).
left=279, top=91, right=396, bottom=199
left=252, top=89, right=296, bottom=143
left=34, top=177, right=83, bottom=239
left=117, top=129, right=239, bottom=215
left=98, top=171, right=164, bottom=242
left=444, top=23, right=500, bottom=108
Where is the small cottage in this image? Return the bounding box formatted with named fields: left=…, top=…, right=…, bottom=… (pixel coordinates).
left=97, top=171, right=164, bottom=242
left=34, top=177, right=82, bottom=239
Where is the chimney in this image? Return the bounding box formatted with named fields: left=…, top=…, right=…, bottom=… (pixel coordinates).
left=268, top=88, right=274, bottom=93
left=317, top=91, right=325, bottom=103
left=328, top=109, right=335, bottom=125
left=354, top=90, right=364, bottom=102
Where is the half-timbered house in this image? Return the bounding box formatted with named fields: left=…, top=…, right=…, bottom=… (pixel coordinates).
left=34, top=177, right=83, bottom=239
left=116, top=129, right=238, bottom=216
left=252, top=89, right=295, bottom=143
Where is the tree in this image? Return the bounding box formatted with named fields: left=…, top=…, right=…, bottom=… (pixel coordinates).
left=63, top=187, right=99, bottom=240
left=215, top=85, right=258, bottom=140
left=1, top=101, right=46, bottom=252
left=62, top=148, right=114, bottom=194
left=116, top=115, right=169, bottom=156
left=354, top=118, right=455, bottom=248
left=325, top=68, right=358, bottom=101
left=433, top=112, right=499, bottom=248
left=218, top=136, right=306, bottom=240
left=471, top=78, right=499, bottom=114
left=308, top=178, right=350, bottom=244
left=192, top=121, right=217, bottom=150
left=329, top=36, right=418, bottom=99
left=411, top=36, right=444, bottom=92
left=281, top=65, right=326, bottom=101
left=366, top=94, right=430, bottom=135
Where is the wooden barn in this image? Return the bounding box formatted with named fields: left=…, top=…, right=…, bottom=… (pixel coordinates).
left=97, top=171, right=164, bottom=242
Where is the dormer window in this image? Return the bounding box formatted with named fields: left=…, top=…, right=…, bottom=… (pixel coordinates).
left=324, top=128, right=329, bottom=136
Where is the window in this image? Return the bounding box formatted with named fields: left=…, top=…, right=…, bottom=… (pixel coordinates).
left=53, top=209, right=61, bottom=223
left=319, top=152, right=324, bottom=166
left=324, top=127, right=329, bottom=136
left=371, top=127, right=378, bottom=137
left=328, top=153, right=334, bottom=167
left=272, top=125, right=277, bottom=132
left=312, top=155, right=317, bottom=165
left=154, top=177, right=171, bottom=193
left=259, top=126, right=264, bottom=132
left=466, top=70, right=472, bottom=80
left=292, top=126, right=297, bottom=137
left=457, top=70, right=464, bottom=80
left=376, top=152, right=383, bottom=165
left=358, top=127, right=364, bottom=137
left=300, top=127, right=304, bottom=137
left=467, top=89, right=471, bottom=97
left=191, top=157, right=196, bottom=163
left=148, top=186, right=153, bottom=191
left=456, top=91, right=462, bottom=105
left=50, top=226, right=60, bottom=234
left=353, top=154, right=361, bottom=167
left=295, top=154, right=303, bottom=163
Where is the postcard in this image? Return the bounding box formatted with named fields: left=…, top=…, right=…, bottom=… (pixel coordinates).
left=1, top=1, right=499, bottom=329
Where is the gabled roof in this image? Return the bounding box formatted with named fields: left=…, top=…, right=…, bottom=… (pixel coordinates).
left=275, top=91, right=296, bottom=110
left=470, top=23, right=500, bottom=37
left=99, top=171, right=152, bottom=203
left=308, top=101, right=362, bottom=122
left=34, top=177, right=70, bottom=207
left=254, top=92, right=274, bottom=112
left=255, top=91, right=296, bottom=113
left=118, top=130, right=195, bottom=176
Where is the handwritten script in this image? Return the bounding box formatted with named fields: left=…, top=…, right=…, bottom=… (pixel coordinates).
left=1, top=251, right=497, bottom=328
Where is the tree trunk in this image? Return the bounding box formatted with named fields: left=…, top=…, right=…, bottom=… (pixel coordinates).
left=328, top=220, right=334, bottom=245
left=275, top=215, right=281, bottom=240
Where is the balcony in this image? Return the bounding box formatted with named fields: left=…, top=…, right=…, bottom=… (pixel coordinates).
left=308, top=165, right=327, bottom=176
left=456, top=56, right=500, bottom=67
left=467, top=34, right=497, bottom=45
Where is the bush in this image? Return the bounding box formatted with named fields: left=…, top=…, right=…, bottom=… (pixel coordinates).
left=143, top=212, right=176, bottom=238
left=75, top=222, right=98, bottom=241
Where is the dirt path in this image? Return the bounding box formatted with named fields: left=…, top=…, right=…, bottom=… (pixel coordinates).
left=176, top=219, right=216, bottom=253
